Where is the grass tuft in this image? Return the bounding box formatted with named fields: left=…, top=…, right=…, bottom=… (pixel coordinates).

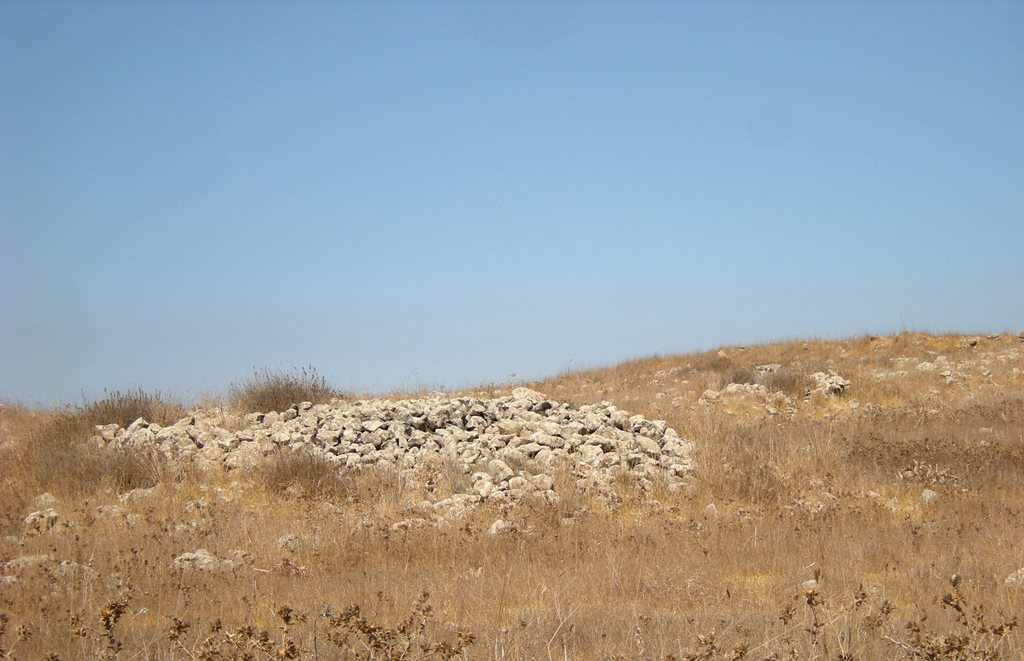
left=17, top=389, right=183, bottom=496
left=719, top=366, right=759, bottom=387
left=256, top=448, right=350, bottom=499
left=229, top=366, right=341, bottom=413
left=74, top=388, right=187, bottom=429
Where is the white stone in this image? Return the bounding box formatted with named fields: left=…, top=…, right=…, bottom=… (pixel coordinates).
left=173, top=549, right=235, bottom=572
left=277, top=534, right=301, bottom=552
left=488, top=519, right=511, bottom=535
left=23, top=509, right=59, bottom=535
left=70, top=388, right=696, bottom=515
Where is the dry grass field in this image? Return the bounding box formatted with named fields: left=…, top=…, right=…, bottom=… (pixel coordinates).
left=1, top=332, right=1022, bottom=660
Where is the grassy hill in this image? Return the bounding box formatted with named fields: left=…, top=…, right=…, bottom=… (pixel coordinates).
left=1, top=331, right=1021, bottom=659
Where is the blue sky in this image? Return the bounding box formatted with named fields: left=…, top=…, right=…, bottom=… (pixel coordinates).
left=2, top=1, right=1022, bottom=406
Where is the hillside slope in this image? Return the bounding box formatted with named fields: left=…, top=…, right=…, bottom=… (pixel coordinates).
left=1, top=332, right=1021, bottom=659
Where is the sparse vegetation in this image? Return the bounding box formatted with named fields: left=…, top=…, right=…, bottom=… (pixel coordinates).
left=717, top=364, right=809, bottom=397
left=11, top=389, right=184, bottom=497
left=257, top=447, right=351, bottom=498
left=719, top=366, right=759, bottom=387
left=74, top=388, right=187, bottom=430
left=0, top=332, right=1021, bottom=658
left=758, top=367, right=807, bottom=396
left=229, top=366, right=342, bottom=413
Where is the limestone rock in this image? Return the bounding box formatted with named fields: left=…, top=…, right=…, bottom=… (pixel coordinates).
left=87, top=388, right=696, bottom=513
left=173, top=549, right=235, bottom=572
left=277, top=534, right=301, bottom=552
left=488, top=519, right=511, bottom=535
left=808, top=372, right=851, bottom=396
left=23, top=509, right=59, bottom=535
left=4, top=554, right=51, bottom=573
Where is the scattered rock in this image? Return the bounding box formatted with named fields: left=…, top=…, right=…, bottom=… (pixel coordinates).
left=277, top=534, right=301, bottom=552
left=808, top=372, right=851, bottom=396
left=4, top=554, right=50, bottom=573
left=700, top=389, right=720, bottom=403
left=920, top=489, right=940, bottom=505
left=389, top=519, right=427, bottom=533
left=488, top=519, right=511, bottom=535
left=723, top=383, right=767, bottom=397
left=118, top=486, right=161, bottom=504
left=23, top=508, right=59, bottom=535
left=183, top=499, right=207, bottom=514
left=700, top=383, right=795, bottom=416
left=1005, top=568, right=1024, bottom=588
left=173, top=549, right=235, bottom=572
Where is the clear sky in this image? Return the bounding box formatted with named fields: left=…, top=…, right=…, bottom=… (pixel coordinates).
left=2, top=1, right=1022, bottom=406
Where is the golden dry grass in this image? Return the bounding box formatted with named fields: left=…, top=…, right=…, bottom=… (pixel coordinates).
left=228, top=366, right=344, bottom=414
left=0, top=332, right=1022, bottom=659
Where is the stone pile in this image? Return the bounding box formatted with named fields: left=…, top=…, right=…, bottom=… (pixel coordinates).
left=91, top=388, right=694, bottom=505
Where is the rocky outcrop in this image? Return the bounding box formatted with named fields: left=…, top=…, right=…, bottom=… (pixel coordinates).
left=23, top=508, right=59, bottom=535
left=91, top=388, right=694, bottom=505
left=808, top=371, right=851, bottom=396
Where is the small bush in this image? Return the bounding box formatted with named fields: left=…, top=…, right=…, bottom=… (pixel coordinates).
left=24, top=426, right=163, bottom=497
left=321, top=592, right=475, bottom=660
left=688, top=353, right=736, bottom=374
left=229, top=366, right=341, bottom=413
left=759, top=368, right=808, bottom=396
left=883, top=575, right=1019, bottom=660
left=257, top=448, right=350, bottom=499
left=76, top=388, right=187, bottom=429
left=257, top=449, right=406, bottom=503
left=106, top=446, right=163, bottom=492
left=719, top=367, right=759, bottom=388
left=716, top=366, right=808, bottom=395
left=20, top=390, right=183, bottom=496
